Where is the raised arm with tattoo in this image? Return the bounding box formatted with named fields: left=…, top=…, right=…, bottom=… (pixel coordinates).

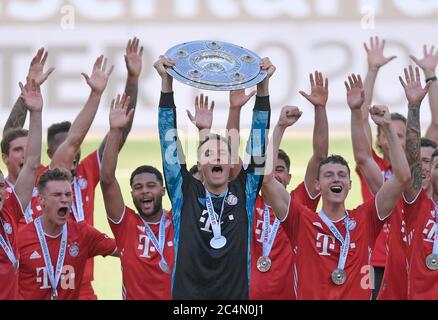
left=347, top=73, right=383, bottom=195
left=299, top=71, right=329, bottom=197
left=262, top=106, right=302, bottom=221
left=411, top=45, right=438, bottom=142
left=372, top=105, right=411, bottom=219
left=98, top=37, right=143, bottom=160
left=100, top=94, right=133, bottom=223
left=361, top=37, right=397, bottom=147
left=51, top=55, right=114, bottom=170
left=3, top=48, right=54, bottom=134
left=401, top=66, right=433, bottom=201
left=14, top=79, right=43, bottom=209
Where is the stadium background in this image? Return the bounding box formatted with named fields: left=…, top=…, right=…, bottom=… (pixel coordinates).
left=0, top=0, right=437, bottom=299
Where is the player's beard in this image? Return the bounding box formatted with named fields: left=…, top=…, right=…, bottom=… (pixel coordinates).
left=136, top=196, right=163, bottom=221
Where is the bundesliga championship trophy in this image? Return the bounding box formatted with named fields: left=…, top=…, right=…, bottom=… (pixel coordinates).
left=164, top=40, right=267, bottom=90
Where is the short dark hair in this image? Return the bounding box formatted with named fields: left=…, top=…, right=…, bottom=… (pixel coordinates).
left=189, top=164, right=199, bottom=175
left=197, top=133, right=231, bottom=156
left=421, top=137, right=437, bottom=149
left=277, top=149, right=291, bottom=172
left=130, top=165, right=163, bottom=187
left=47, top=121, right=71, bottom=148
left=317, top=154, right=350, bottom=179
left=37, top=168, right=72, bottom=194
left=1, top=128, right=29, bottom=155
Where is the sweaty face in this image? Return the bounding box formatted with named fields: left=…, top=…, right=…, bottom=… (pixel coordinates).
left=421, top=146, right=435, bottom=190
left=198, top=139, right=231, bottom=191
left=39, top=180, right=72, bottom=227
left=0, top=173, right=7, bottom=212
left=274, top=158, right=291, bottom=188
left=131, top=172, right=165, bottom=220
left=377, top=119, right=406, bottom=160
left=316, top=163, right=351, bottom=204
left=2, top=136, right=28, bottom=181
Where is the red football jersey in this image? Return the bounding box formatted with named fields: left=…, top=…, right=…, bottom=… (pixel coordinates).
left=402, top=190, right=438, bottom=299
left=17, top=220, right=115, bottom=300
left=356, top=150, right=391, bottom=268
left=376, top=201, right=408, bottom=300
left=108, top=207, right=174, bottom=300
left=250, top=182, right=320, bottom=300
left=283, top=198, right=384, bottom=300
left=0, top=191, right=23, bottom=300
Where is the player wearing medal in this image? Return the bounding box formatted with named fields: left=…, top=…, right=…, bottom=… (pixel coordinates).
left=261, top=77, right=411, bottom=299
left=1, top=79, right=44, bottom=300
left=400, top=65, right=438, bottom=299
left=17, top=168, right=118, bottom=300
left=250, top=71, right=328, bottom=300
left=100, top=94, right=174, bottom=300
left=155, top=54, right=270, bottom=299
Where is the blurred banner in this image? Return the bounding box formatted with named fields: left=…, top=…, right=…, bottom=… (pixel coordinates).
left=0, top=0, right=437, bottom=131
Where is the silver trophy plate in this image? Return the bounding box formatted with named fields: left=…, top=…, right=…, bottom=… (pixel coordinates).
left=165, top=40, right=267, bottom=91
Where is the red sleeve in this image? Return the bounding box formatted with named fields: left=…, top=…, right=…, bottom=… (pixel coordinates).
left=2, top=190, right=24, bottom=225
left=80, top=222, right=116, bottom=258
left=356, top=150, right=387, bottom=202
left=107, top=206, right=134, bottom=245
left=78, top=150, right=100, bottom=188
left=351, top=199, right=385, bottom=247
left=402, top=189, right=428, bottom=231
left=281, top=195, right=309, bottom=246
left=291, top=181, right=320, bottom=212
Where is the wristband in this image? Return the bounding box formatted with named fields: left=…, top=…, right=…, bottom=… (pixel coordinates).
left=426, top=76, right=437, bottom=83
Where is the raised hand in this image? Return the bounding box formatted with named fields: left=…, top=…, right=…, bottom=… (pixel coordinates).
left=153, top=55, right=175, bottom=80
left=410, top=45, right=438, bottom=75
left=277, top=105, right=302, bottom=128
left=81, top=55, right=114, bottom=94
left=187, top=93, right=214, bottom=130
left=364, top=36, right=397, bottom=71
left=109, top=94, right=133, bottom=130
left=125, top=37, right=143, bottom=78
left=369, top=105, right=391, bottom=126
left=345, top=74, right=365, bottom=110
left=19, top=78, right=43, bottom=112
left=27, top=48, right=55, bottom=85
left=299, top=71, right=328, bottom=108
left=260, top=57, right=276, bottom=79
left=229, top=89, right=256, bottom=109
left=399, top=65, right=432, bottom=106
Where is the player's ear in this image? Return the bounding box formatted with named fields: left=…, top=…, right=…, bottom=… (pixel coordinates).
left=315, top=179, right=321, bottom=193
left=161, top=186, right=165, bottom=197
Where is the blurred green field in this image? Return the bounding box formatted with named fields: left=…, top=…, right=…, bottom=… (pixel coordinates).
left=2, top=134, right=364, bottom=300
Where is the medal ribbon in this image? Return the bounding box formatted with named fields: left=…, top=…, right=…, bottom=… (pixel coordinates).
left=142, top=212, right=168, bottom=266
left=262, top=204, right=280, bottom=258
left=71, top=177, right=84, bottom=222
left=0, top=217, right=17, bottom=268
left=205, top=189, right=228, bottom=241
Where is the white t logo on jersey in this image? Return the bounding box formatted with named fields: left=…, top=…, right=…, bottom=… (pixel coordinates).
left=316, top=232, right=335, bottom=256
left=423, top=219, right=436, bottom=243
left=36, top=265, right=75, bottom=290
left=138, top=234, right=155, bottom=258
left=199, top=209, right=213, bottom=233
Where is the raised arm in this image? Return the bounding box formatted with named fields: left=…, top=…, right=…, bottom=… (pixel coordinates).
left=361, top=37, right=397, bottom=147
left=411, top=45, right=438, bottom=142
left=401, top=66, right=433, bottom=201
left=14, top=79, right=42, bottom=209
left=51, top=55, right=113, bottom=170
left=187, top=93, right=215, bottom=143
left=299, top=71, right=329, bottom=197
left=100, top=94, right=134, bottom=223
left=98, top=37, right=143, bottom=160
left=374, top=105, right=411, bottom=219
left=3, top=48, right=54, bottom=134
left=347, top=73, right=383, bottom=195
left=262, top=106, right=302, bottom=221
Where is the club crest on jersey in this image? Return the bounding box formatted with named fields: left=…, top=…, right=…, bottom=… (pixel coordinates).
left=226, top=194, right=238, bottom=206
left=4, top=223, right=12, bottom=235
left=347, top=219, right=357, bottom=231
left=78, top=178, right=88, bottom=190
left=69, top=243, right=79, bottom=257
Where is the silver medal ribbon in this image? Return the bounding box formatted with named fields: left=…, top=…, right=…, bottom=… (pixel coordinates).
left=142, top=212, right=168, bottom=269
left=5, top=178, right=33, bottom=223
left=34, top=217, right=67, bottom=298
left=0, top=217, right=18, bottom=269
left=262, top=204, right=280, bottom=258
left=432, top=205, right=438, bottom=255
left=205, top=189, right=228, bottom=241
left=71, top=177, right=84, bottom=222
left=318, top=211, right=350, bottom=272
